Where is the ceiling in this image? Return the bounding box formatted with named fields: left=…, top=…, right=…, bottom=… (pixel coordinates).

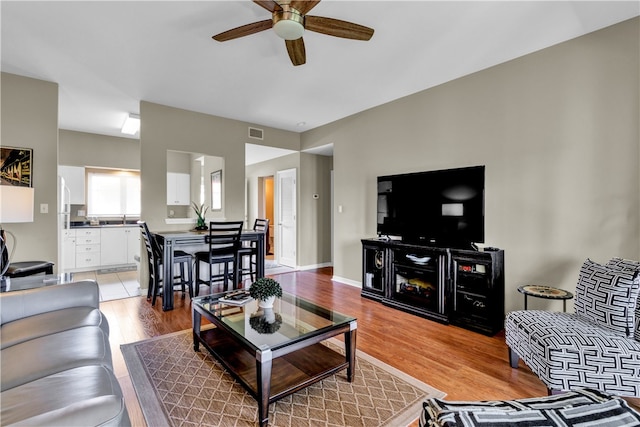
left=2, top=1, right=638, bottom=163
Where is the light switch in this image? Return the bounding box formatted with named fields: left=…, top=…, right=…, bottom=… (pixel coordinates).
left=40, top=203, right=49, bottom=214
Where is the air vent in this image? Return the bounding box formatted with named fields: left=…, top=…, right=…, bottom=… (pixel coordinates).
left=248, top=127, right=264, bottom=140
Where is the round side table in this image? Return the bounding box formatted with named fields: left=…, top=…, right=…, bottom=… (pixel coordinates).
left=517, top=285, right=574, bottom=312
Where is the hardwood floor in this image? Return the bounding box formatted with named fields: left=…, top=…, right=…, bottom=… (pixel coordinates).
left=102, top=267, right=638, bottom=426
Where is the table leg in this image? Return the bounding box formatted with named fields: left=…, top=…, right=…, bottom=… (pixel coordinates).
left=163, top=239, right=175, bottom=311
left=523, top=294, right=528, bottom=310
left=192, top=308, right=201, bottom=352
left=563, top=300, right=567, bottom=312
left=345, top=321, right=357, bottom=382
left=256, top=347, right=272, bottom=427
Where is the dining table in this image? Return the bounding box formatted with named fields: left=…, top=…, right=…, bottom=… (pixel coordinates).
left=152, top=228, right=266, bottom=311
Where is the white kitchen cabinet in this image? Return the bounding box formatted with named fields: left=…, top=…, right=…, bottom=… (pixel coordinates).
left=75, top=228, right=101, bottom=268
left=167, top=172, right=190, bottom=205
left=62, top=229, right=76, bottom=270
left=125, top=227, right=141, bottom=264
left=101, top=226, right=140, bottom=266
left=59, top=165, right=86, bottom=205
left=101, top=228, right=128, bottom=266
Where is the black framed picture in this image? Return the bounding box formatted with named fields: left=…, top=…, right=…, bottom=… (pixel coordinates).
left=0, top=146, right=33, bottom=187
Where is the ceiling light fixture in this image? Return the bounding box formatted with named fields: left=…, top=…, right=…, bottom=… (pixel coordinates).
left=121, top=113, right=140, bottom=135
left=273, top=6, right=304, bottom=40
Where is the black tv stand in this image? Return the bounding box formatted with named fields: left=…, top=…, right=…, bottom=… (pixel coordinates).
left=361, top=238, right=505, bottom=335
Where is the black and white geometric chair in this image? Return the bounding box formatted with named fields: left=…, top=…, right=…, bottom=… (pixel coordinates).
left=419, top=388, right=640, bottom=427
left=505, top=257, right=640, bottom=398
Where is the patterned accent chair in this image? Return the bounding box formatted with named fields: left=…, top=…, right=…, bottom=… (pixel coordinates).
left=505, top=257, right=640, bottom=397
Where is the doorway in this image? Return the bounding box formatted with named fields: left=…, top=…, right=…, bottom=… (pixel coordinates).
left=276, top=168, right=296, bottom=268
left=259, top=176, right=275, bottom=259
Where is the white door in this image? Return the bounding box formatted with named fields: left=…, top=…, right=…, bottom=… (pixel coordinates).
left=277, top=168, right=296, bottom=268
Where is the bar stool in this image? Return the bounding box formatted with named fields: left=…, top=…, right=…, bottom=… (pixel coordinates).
left=239, top=218, right=269, bottom=283
left=1, top=230, right=54, bottom=278
left=194, top=221, right=243, bottom=295
left=138, top=221, right=193, bottom=306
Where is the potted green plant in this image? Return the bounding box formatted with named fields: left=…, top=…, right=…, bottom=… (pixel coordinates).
left=249, top=277, right=282, bottom=308
left=192, top=202, right=208, bottom=230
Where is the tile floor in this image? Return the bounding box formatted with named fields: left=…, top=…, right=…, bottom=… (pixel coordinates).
left=72, top=270, right=141, bottom=302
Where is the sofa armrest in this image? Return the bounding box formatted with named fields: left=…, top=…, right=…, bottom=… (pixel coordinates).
left=0, top=281, right=100, bottom=326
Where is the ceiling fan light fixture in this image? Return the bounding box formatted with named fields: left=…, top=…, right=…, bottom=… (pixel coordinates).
left=273, top=7, right=304, bottom=40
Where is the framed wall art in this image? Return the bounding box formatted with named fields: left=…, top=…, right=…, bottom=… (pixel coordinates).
left=0, top=146, right=33, bottom=187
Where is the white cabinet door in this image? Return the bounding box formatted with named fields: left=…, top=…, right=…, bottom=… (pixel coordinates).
left=125, top=227, right=140, bottom=264
left=59, top=165, right=86, bottom=205
left=62, top=229, right=76, bottom=270
left=167, top=172, right=190, bottom=205
left=101, top=226, right=139, bottom=266
left=100, top=228, right=128, bottom=266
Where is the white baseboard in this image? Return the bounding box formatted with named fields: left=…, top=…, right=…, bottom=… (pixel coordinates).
left=332, top=275, right=361, bottom=288
left=297, top=262, right=332, bottom=271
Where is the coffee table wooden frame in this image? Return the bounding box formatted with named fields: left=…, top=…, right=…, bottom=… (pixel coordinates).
left=192, top=296, right=357, bottom=426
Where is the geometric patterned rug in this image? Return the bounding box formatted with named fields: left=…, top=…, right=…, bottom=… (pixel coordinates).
left=121, top=330, right=445, bottom=427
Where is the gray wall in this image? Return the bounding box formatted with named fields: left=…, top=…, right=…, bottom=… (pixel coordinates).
left=139, top=101, right=300, bottom=232
left=59, top=130, right=140, bottom=170
left=1, top=73, right=59, bottom=266
left=298, top=153, right=333, bottom=267
left=245, top=152, right=333, bottom=268
left=302, top=17, right=640, bottom=313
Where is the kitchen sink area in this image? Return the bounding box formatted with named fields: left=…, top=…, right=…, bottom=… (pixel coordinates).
left=70, top=219, right=140, bottom=228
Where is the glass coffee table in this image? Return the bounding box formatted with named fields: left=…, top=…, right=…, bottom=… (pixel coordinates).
left=191, top=291, right=357, bottom=427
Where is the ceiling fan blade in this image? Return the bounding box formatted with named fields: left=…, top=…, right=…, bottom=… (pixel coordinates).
left=305, top=16, right=374, bottom=41
left=285, top=38, right=306, bottom=66
left=212, top=19, right=272, bottom=42
left=290, top=0, right=321, bottom=15
left=253, top=0, right=281, bottom=13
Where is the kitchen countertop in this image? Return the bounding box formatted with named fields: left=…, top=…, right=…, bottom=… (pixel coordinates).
left=70, top=220, right=140, bottom=229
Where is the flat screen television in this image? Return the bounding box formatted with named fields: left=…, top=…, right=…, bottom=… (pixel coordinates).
left=377, top=165, right=485, bottom=248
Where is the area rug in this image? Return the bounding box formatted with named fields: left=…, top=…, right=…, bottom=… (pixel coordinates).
left=121, top=330, right=445, bottom=427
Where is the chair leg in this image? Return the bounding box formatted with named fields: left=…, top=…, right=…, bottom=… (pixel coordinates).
left=147, top=275, right=153, bottom=300
left=209, top=259, right=214, bottom=295
left=150, top=261, right=161, bottom=306
left=508, top=347, right=520, bottom=369
left=186, top=259, right=193, bottom=298
left=250, top=255, right=256, bottom=282
left=223, top=262, right=230, bottom=292
left=195, top=258, right=201, bottom=297
left=179, top=261, right=186, bottom=298
left=147, top=261, right=155, bottom=300
left=151, top=277, right=160, bottom=307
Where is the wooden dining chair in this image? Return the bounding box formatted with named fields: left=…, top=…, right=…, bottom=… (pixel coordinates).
left=138, top=221, right=193, bottom=306
left=239, top=218, right=269, bottom=283
left=194, top=221, right=244, bottom=296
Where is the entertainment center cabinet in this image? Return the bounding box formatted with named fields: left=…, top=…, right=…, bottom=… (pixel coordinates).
left=362, top=238, right=505, bottom=335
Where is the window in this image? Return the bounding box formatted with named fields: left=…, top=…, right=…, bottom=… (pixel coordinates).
left=87, top=169, right=140, bottom=216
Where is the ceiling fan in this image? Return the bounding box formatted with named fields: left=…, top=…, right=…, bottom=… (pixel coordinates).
left=212, top=0, right=374, bottom=66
